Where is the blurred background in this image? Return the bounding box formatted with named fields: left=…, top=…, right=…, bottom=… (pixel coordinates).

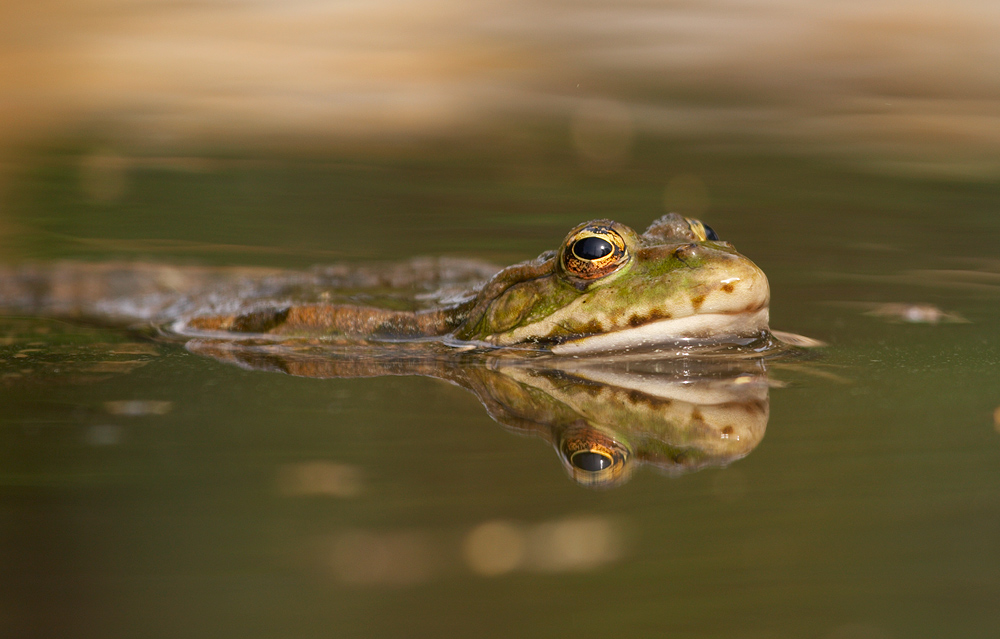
left=5, top=3, right=1000, bottom=638
left=2, top=0, right=998, bottom=263
left=3, top=0, right=999, bottom=167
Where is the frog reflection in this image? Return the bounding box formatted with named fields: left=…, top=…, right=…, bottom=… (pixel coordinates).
left=188, top=340, right=769, bottom=487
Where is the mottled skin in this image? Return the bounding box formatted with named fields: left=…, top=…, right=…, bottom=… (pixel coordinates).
left=183, top=214, right=770, bottom=352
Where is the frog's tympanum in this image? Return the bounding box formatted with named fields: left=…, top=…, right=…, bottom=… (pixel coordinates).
left=0, top=214, right=779, bottom=486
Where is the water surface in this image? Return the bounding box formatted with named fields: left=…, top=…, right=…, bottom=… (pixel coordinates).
left=3, top=145, right=1000, bottom=639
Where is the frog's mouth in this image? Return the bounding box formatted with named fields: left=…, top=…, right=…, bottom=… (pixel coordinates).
left=550, top=307, right=770, bottom=355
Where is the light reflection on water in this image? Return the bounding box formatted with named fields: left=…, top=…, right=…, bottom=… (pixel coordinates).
left=325, top=514, right=625, bottom=587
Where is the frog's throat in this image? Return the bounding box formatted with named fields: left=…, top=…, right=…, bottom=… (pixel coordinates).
left=549, top=307, right=769, bottom=355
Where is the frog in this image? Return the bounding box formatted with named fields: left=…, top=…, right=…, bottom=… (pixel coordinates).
left=173, top=213, right=771, bottom=353
left=0, top=213, right=770, bottom=354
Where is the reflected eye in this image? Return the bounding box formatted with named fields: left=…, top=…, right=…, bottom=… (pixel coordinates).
left=570, top=450, right=614, bottom=472
left=559, top=427, right=631, bottom=488
left=561, top=226, right=629, bottom=280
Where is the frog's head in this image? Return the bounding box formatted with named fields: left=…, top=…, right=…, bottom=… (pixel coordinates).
left=454, top=214, right=769, bottom=353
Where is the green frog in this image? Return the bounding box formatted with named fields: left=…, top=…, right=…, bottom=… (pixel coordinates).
left=176, top=213, right=770, bottom=353
left=0, top=213, right=770, bottom=354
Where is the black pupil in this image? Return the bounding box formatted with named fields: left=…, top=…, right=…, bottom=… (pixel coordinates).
left=572, top=237, right=614, bottom=261
left=702, top=224, right=720, bottom=241
left=572, top=451, right=613, bottom=472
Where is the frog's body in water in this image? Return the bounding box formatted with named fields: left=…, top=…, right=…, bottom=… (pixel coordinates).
left=0, top=214, right=770, bottom=353
left=182, top=214, right=770, bottom=352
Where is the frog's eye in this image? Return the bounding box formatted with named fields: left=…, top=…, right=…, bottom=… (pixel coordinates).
left=686, top=218, right=720, bottom=242
left=572, top=236, right=614, bottom=260
left=559, top=428, right=631, bottom=488
left=562, top=227, right=629, bottom=280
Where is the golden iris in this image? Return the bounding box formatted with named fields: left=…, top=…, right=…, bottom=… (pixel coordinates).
left=562, top=227, right=629, bottom=280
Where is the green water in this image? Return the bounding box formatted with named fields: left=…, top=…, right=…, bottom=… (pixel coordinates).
left=3, top=143, right=1000, bottom=638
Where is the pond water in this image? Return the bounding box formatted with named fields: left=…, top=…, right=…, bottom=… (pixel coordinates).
left=2, top=144, right=1000, bottom=639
